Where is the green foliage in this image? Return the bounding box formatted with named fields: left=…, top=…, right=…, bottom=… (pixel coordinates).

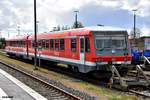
left=0, top=38, right=5, bottom=49
left=130, top=27, right=141, bottom=39
left=72, top=21, right=84, bottom=28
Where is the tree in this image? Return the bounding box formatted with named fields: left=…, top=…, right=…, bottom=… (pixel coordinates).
left=130, top=27, right=141, bottom=39
left=72, top=21, right=84, bottom=29
left=0, top=38, right=5, bottom=49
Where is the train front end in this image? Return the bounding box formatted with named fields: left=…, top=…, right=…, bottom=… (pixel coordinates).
left=92, top=30, right=132, bottom=76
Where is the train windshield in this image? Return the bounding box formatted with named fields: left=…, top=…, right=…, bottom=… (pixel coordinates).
left=93, top=31, right=128, bottom=56
left=95, top=36, right=125, bottom=49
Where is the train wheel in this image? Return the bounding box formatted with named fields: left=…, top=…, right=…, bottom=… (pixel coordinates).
left=69, top=65, right=79, bottom=73
left=73, top=67, right=79, bottom=73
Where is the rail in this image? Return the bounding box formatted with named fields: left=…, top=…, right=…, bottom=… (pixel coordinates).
left=136, top=65, right=150, bottom=85
left=143, top=56, right=150, bottom=68
left=111, top=65, right=126, bottom=86
left=0, top=60, right=81, bottom=100
left=143, top=56, right=150, bottom=64
left=129, top=89, right=150, bottom=98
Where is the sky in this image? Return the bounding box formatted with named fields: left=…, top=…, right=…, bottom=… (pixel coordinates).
left=0, top=0, right=150, bottom=38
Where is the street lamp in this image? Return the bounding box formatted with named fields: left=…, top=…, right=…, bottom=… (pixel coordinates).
left=132, top=9, right=137, bottom=39
left=17, top=26, right=20, bottom=36
left=74, top=10, right=79, bottom=28
left=34, top=0, right=38, bottom=70
left=36, top=21, right=39, bottom=34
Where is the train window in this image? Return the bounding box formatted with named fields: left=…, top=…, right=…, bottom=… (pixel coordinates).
left=16, top=41, right=19, bottom=47
left=16, top=41, right=18, bottom=47
left=11, top=41, right=14, bottom=46
left=71, top=38, right=76, bottom=52
left=8, top=41, right=10, bottom=46
left=50, top=39, right=54, bottom=49
left=38, top=40, right=42, bottom=47
left=21, top=41, right=23, bottom=47
left=42, top=40, right=46, bottom=48
left=80, top=38, right=84, bottom=52
left=60, top=39, right=64, bottom=50
left=55, top=39, right=59, bottom=50
left=85, top=37, right=90, bottom=52
left=23, top=41, right=25, bottom=47
left=14, top=41, right=16, bottom=47
left=6, top=41, right=8, bottom=46
left=111, top=40, right=124, bottom=48
left=45, top=40, right=49, bottom=49
left=15, top=41, right=17, bottom=47
left=32, top=40, right=37, bottom=48
left=32, top=41, right=34, bottom=47
left=20, top=41, right=22, bottom=47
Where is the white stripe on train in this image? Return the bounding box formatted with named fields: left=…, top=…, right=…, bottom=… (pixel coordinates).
left=6, top=50, right=131, bottom=66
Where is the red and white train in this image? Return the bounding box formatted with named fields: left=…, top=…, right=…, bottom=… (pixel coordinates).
left=5, top=26, right=132, bottom=74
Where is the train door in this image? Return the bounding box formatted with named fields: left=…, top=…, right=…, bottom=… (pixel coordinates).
left=80, top=36, right=85, bottom=65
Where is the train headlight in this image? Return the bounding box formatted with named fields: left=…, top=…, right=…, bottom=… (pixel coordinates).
left=112, top=58, right=116, bottom=62
left=124, top=58, right=128, bottom=62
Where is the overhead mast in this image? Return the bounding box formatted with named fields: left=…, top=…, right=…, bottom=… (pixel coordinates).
left=34, top=0, right=38, bottom=70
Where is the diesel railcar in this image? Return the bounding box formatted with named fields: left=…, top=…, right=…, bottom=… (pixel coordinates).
left=5, top=26, right=132, bottom=74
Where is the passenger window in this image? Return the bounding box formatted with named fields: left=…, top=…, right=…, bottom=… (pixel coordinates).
left=85, top=37, right=90, bottom=52
left=17, top=41, right=19, bottom=47
left=22, top=41, right=25, bottom=47
left=60, top=39, right=64, bottom=50
left=55, top=39, right=59, bottom=50
left=38, top=40, right=42, bottom=47
left=42, top=40, right=46, bottom=48
left=32, top=40, right=36, bottom=48
left=71, top=38, right=76, bottom=52
left=80, top=38, right=84, bottom=53
left=45, top=40, right=49, bottom=49
left=20, top=41, right=22, bottom=47
left=50, top=39, right=54, bottom=49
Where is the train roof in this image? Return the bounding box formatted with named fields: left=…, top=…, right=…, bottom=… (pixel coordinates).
left=6, top=26, right=127, bottom=41
left=6, top=35, right=29, bottom=41
left=85, top=26, right=126, bottom=31
left=29, top=26, right=127, bottom=40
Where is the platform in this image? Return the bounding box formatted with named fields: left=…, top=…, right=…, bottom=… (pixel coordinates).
left=0, top=68, right=47, bottom=100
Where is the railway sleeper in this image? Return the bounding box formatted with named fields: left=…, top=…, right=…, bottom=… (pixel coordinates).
left=110, top=65, right=150, bottom=91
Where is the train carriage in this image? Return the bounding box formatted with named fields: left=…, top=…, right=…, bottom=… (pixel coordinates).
left=5, top=35, right=29, bottom=58
left=5, top=26, right=132, bottom=75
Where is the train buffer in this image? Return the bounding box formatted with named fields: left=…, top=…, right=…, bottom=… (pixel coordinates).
left=142, top=56, right=150, bottom=68
left=110, top=65, right=150, bottom=91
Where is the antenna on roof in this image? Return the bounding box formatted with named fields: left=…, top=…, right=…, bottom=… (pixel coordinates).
left=97, top=24, right=104, bottom=26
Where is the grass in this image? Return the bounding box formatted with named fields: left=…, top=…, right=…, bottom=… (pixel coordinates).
left=0, top=50, right=142, bottom=100
left=76, top=81, right=138, bottom=100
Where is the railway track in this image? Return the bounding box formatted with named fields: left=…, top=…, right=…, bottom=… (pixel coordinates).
left=0, top=61, right=82, bottom=100
left=1, top=51, right=150, bottom=99
left=126, top=70, right=150, bottom=98
left=128, top=71, right=150, bottom=78
left=129, top=89, right=150, bottom=98
left=44, top=63, right=150, bottom=99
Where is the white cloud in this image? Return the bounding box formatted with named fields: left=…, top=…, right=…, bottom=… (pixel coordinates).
left=122, top=0, right=150, bottom=17
left=141, top=26, right=150, bottom=36
left=0, top=0, right=149, bottom=38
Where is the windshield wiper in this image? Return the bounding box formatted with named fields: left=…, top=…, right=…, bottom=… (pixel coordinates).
left=97, top=48, right=104, bottom=51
